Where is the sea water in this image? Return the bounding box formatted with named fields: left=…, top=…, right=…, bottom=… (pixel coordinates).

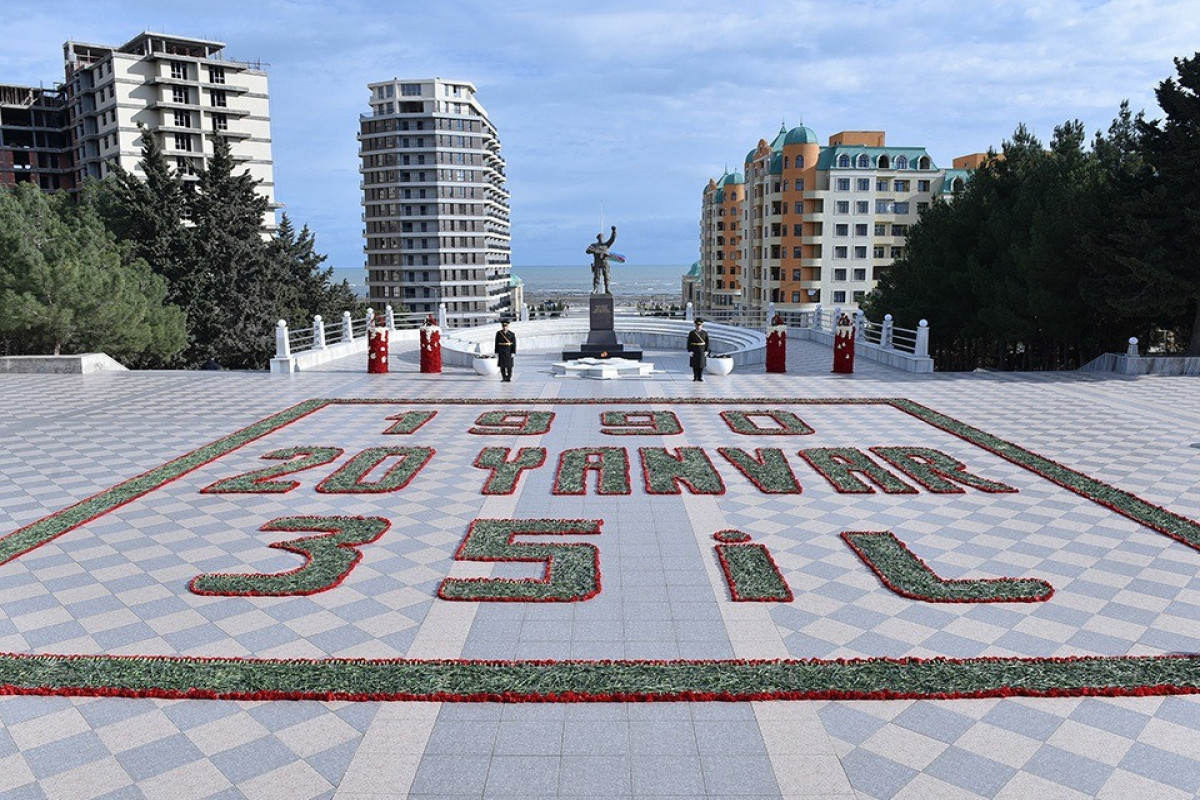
left=330, top=265, right=687, bottom=300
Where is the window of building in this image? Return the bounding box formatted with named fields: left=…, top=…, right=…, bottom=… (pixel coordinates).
left=793, top=201, right=803, bottom=214
left=853, top=268, right=867, bottom=280
left=210, top=66, right=226, bottom=85
left=792, top=247, right=802, bottom=258
left=212, top=113, right=228, bottom=131
left=856, top=178, right=870, bottom=191
left=210, top=90, right=227, bottom=107
left=836, top=201, right=849, bottom=215
left=401, top=83, right=421, bottom=96
left=175, top=156, right=193, bottom=175
left=173, top=133, right=191, bottom=151
left=837, top=154, right=850, bottom=168
left=917, top=201, right=929, bottom=212
left=793, top=224, right=803, bottom=236
left=173, top=110, right=191, bottom=128
left=875, top=179, right=888, bottom=192
left=836, top=178, right=850, bottom=191
left=890, top=246, right=903, bottom=258
left=892, top=224, right=908, bottom=236
left=854, top=224, right=868, bottom=236
left=878, top=155, right=890, bottom=169
left=895, top=155, right=908, bottom=170
left=793, top=269, right=802, bottom=281
left=834, top=246, right=848, bottom=259
left=170, top=61, right=188, bottom=80
left=172, top=87, right=189, bottom=104
left=874, top=223, right=886, bottom=236
left=873, top=246, right=885, bottom=258
left=875, top=199, right=894, bottom=214
left=855, top=201, right=869, bottom=214
left=917, top=179, right=931, bottom=192
left=894, top=202, right=910, bottom=214
left=854, top=247, right=867, bottom=260
left=894, top=180, right=910, bottom=192
left=834, top=268, right=847, bottom=281
left=795, top=178, right=804, bottom=191
left=835, top=224, right=848, bottom=236
left=833, top=290, right=846, bottom=303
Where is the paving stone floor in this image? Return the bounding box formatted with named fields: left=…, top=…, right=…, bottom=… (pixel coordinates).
left=2, top=336, right=1200, bottom=798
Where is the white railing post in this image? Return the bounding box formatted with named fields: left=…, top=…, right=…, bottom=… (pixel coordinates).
left=365, top=307, right=375, bottom=333
left=520, top=304, right=529, bottom=322
left=1126, top=337, right=1139, bottom=357
left=882, top=314, right=894, bottom=349
left=313, top=315, right=326, bottom=349
left=685, top=302, right=694, bottom=322
left=274, top=319, right=290, bottom=359
left=342, top=311, right=353, bottom=341
left=854, top=309, right=866, bottom=341
left=438, top=303, right=447, bottom=329
left=915, top=319, right=930, bottom=358
left=831, top=307, right=841, bottom=333
left=813, top=305, right=822, bottom=329
left=385, top=304, right=396, bottom=331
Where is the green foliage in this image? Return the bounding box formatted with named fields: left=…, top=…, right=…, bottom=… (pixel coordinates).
left=0, top=184, right=186, bottom=362
left=865, top=53, right=1200, bottom=357
left=92, top=132, right=360, bottom=369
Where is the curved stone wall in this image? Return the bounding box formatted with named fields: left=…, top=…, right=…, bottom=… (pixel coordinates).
left=440, top=317, right=766, bottom=368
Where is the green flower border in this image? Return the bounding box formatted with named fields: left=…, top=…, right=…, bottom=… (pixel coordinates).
left=2, top=652, right=1199, bottom=703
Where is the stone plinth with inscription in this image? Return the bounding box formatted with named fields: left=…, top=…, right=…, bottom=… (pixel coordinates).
left=562, top=295, right=643, bottom=361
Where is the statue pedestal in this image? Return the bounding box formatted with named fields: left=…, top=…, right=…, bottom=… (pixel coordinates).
left=562, top=295, right=643, bottom=361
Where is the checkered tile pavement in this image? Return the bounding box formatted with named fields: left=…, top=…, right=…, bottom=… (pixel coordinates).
left=2, top=337, right=1200, bottom=797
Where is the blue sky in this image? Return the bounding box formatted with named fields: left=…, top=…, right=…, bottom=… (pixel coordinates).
left=4, top=0, right=1198, bottom=268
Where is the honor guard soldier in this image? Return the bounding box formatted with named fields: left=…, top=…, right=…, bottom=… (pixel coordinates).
left=495, top=320, right=517, bottom=382
left=687, top=318, right=710, bottom=381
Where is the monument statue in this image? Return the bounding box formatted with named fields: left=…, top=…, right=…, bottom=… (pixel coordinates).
left=586, top=226, right=621, bottom=294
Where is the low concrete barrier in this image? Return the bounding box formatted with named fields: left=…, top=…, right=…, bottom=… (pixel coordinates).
left=0, top=354, right=128, bottom=374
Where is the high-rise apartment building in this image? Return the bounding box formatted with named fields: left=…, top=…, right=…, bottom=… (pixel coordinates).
left=699, top=126, right=970, bottom=314
left=0, top=84, right=74, bottom=191
left=359, top=77, right=513, bottom=326
left=61, top=32, right=275, bottom=219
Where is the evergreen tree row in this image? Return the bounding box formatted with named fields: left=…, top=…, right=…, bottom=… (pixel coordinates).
left=95, top=133, right=360, bottom=369
left=1, top=132, right=360, bottom=369
left=863, top=53, right=1200, bottom=362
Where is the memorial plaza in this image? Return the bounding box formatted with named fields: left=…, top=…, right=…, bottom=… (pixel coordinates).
left=2, top=334, right=1200, bottom=799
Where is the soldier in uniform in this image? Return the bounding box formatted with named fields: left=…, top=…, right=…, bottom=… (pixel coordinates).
left=495, top=320, right=517, bottom=382
left=687, top=318, right=710, bottom=381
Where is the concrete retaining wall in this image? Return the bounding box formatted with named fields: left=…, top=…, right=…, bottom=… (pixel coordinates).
left=0, top=354, right=128, bottom=374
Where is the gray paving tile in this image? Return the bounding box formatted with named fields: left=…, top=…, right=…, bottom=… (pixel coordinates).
left=925, top=746, right=1017, bottom=797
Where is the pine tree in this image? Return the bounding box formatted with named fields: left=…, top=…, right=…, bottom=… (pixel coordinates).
left=1124, top=53, right=1200, bottom=354
left=96, top=127, right=193, bottom=297
left=187, top=136, right=276, bottom=368
left=0, top=184, right=186, bottom=361
left=269, top=214, right=361, bottom=328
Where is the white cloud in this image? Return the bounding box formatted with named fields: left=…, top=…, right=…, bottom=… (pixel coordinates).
left=2, top=0, right=1198, bottom=265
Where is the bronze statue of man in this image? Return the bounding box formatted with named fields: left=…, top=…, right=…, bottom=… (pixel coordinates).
left=586, top=226, right=617, bottom=294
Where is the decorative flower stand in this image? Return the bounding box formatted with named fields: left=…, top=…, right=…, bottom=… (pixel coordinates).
left=705, top=356, right=734, bottom=376
left=472, top=356, right=500, bottom=376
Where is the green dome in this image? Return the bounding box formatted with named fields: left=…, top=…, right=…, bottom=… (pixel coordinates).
left=718, top=171, right=744, bottom=186
left=686, top=260, right=701, bottom=277
left=770, top=124, right=788, bottom=151
left=509, top=274, right=523, bottom=287
left=783, top=126, right=818, bottom=145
